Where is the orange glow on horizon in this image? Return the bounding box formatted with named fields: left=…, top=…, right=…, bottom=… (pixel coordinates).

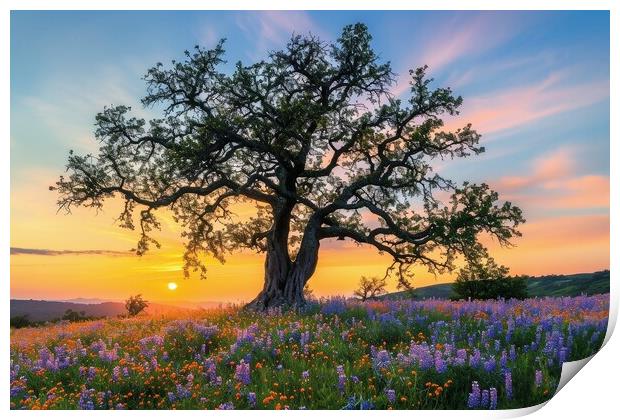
left=10, top=167, right=609, bottom=303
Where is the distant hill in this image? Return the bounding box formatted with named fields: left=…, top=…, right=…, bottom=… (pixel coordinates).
left=60, top=298, right=116, bottom=305
left=9, top=300, right=189, bottom=322
left=380, top=270, right=610, bottom=301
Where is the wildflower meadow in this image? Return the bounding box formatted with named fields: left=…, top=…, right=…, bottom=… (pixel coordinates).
left=10, top=294, right=608, bottom=410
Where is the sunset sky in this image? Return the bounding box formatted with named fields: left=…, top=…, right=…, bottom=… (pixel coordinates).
left=10, top=11, right=609, bottom=303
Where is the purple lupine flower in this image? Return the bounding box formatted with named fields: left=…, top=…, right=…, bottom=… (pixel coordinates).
left=78, top=388, right=95, bottom=410
left=138, top=335, right=164, bottom=358
left=218, top=402, right=235, bottom=410
left=500, top=351, right=507, bottom=369
left=396, top=352, right=410, bottom=365
left=10, top=364, right=20, bottom=381
left=481, top=390, right=489, bottom=408
left=386, top=389, right=396, bottom=404
left=467, top=381, right=481, bottom=409
left=484, top=356, right=496, bottom=372
left=409, top=343, right=433, bottom=370
left=559, top=347, right=567, bottom=364
left=469, top=349, right=481, bottom=368
left=55, top=345, right=72, bottom=369
left=234, top=359, right=251, bottom=385
left=302, top=370, right=310, bottom=380
left=373, top=350, right=391, bottom=370
left=176, top=383, right=191, bottom=400
left=194, top=323, right=219, bottom=340
left=98, top=348, right=118, bottom=363
left=203, top=357, right=218, bottom=384
left=235, top=324, right=259, bottom=346
left=300, top=331, right=311, bottom=347
left=489, top=388, right=498, bottom=409
left=247, top=392, right=256, bottom=408
left=90, top=340, right=106, bottom=353
left=434, top=352, right=447, bottom=373
left=535, top=370, right=543, bottom=388
left=10, top=382, right=26, bottom=397
left=336, top=365, right=347, bottom=394
left=87, top=366, right=97, bottom=382
left=504, top=370, right=513, bottom=400
left=112, top=366, right=121, bottom=382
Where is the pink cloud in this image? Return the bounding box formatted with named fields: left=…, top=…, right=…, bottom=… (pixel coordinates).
left=452, top=73, right=608, bottom=135
left=495, top=147, right=575, bottom=193
left=542, top=175, right=609, bottom=209
left=393, top=14, right=520, bottom=96
left=235, top=11, right=327, bottom=58
left=493, top=147, right=609, bottom=211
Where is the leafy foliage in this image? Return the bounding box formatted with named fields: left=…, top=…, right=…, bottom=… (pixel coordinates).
left=52, top=23, right=524, bottom=305
left=353, top=276, right=387, bottom=301
left=452, top=256, right=528, bottom=300
left=125, top=294, right=149, bottom=317
left=61, top=309, right=95, bottom=322
left=303, top=283, right=317, bottom=302
left=10, top=315, right=37, bottom=329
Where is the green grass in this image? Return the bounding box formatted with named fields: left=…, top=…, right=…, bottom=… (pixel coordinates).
left=381, top=270, right=610, bottom=301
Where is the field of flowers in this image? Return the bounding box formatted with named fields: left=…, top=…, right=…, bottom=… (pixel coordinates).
left=10, top=294, right=608, bottom=410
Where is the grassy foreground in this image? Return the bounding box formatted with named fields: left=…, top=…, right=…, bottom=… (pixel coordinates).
left=10, top=294, right=608, bottom=410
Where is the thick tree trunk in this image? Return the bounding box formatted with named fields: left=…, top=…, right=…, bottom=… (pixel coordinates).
left=246, top=214, right=321, bottom=310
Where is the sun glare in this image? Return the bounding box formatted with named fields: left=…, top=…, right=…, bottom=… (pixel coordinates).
left=167, top=282, right=178, bottom=291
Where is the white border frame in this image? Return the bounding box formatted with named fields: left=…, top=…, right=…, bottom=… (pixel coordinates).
left=2, top=2, right=617, bottom=420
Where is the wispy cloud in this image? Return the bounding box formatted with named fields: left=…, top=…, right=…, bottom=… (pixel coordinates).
left=495, top=147, right=575, bottom=192
left=14, top=63, right=151, bottom=158
left=493, top=147, right=609, bottom=211
left=11, top=247, right=131, bottom=257
left=394, top=13, right=522, bottom=96
left=454, top=72, right=609, bottom=136
left=235, top=11, right=328, bottom=59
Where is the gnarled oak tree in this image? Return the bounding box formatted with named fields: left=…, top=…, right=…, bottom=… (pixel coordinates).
left=53, top=24, right=524, bottom=309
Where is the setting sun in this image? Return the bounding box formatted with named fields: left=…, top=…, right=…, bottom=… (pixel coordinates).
left=167, top=282, right=178, bottom=291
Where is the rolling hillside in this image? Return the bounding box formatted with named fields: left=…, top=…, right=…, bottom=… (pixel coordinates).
left=10, top=271, right=609, bottom=322
left=9, top=300, right=197, bottom=322
left=381, top=270, right=610, bottom=301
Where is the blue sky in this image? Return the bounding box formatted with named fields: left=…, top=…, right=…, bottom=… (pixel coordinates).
left=9, top=11, right=610, bottom=299
left=11, top=10, right=609, bottom=184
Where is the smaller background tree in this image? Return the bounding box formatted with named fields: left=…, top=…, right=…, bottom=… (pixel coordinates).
left=452, top=256, right=528, bottom=300
left=125, top=294, right=149, bottom=317
left=303, top=284, right=317, bottom=302
left=10, top=315, right=34, bottom=329
left=354, top=276, right=387, bottom=301
left=61, top=309, right=88, bottom=322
